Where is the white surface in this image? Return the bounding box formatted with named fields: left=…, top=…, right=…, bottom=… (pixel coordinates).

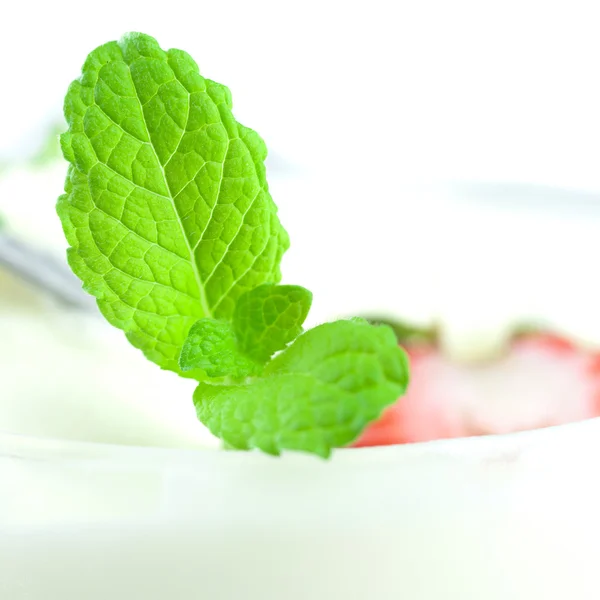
left=2, top=419, right=600, bottom=599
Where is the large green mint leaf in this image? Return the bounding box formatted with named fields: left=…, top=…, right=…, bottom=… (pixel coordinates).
left=233, top=284, right=312, bottom=363
left=179, top=318, right=260, bottom=379
left=58, top=32, right=289, bottom=374
left=194, top=319, right=409, bottom=457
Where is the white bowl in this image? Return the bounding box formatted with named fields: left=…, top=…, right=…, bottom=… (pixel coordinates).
left=2, top=178, right=600, bottom=599
left=2, top=419, right=600, bottom=600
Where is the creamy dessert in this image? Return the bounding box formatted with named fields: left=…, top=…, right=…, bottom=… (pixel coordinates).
left=2, top=31, right=600, bottom=600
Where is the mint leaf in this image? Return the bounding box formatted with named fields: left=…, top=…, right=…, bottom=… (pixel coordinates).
left=180, top=284, right=311, bottom=380
left=194, top=320, right=409, bottom=457
left=58, top=33, right=289, bottom=374
left=233, top=284, right=312, bottom=363
left=179, top=318, right=260, bottom=378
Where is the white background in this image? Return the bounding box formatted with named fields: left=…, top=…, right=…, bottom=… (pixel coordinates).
left=2, top=0, right=600, bottom=341
left=2, top=0, right=600, bottom=185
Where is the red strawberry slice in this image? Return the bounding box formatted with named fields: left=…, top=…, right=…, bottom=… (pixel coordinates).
left=353, top=329, right=600, bottom=448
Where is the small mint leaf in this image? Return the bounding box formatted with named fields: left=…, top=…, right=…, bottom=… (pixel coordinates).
left=194, top=319, right=409, bottom=458
left=233, top=284, right=312, bottom=363
left=179, top=319, right=260, bottom=379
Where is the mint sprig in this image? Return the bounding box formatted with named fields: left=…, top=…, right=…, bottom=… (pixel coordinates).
left=58, top=33, right=410, bottom=457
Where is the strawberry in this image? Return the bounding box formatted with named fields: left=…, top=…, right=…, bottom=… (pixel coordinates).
left=353, top=322, right=600, bottom=447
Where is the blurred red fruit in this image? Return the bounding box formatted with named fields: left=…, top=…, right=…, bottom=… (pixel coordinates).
left=353, top=332, right=600, bottom=447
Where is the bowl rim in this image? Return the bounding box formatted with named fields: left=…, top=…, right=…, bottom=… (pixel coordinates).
left=2, top=416, right=599, bottom=469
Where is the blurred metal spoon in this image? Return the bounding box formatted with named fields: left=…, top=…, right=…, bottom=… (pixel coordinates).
left=0, top=232, right=96, bottom=311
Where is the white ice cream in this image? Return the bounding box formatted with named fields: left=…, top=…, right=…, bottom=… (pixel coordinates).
left=0, top=272, right=216, bottom=449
